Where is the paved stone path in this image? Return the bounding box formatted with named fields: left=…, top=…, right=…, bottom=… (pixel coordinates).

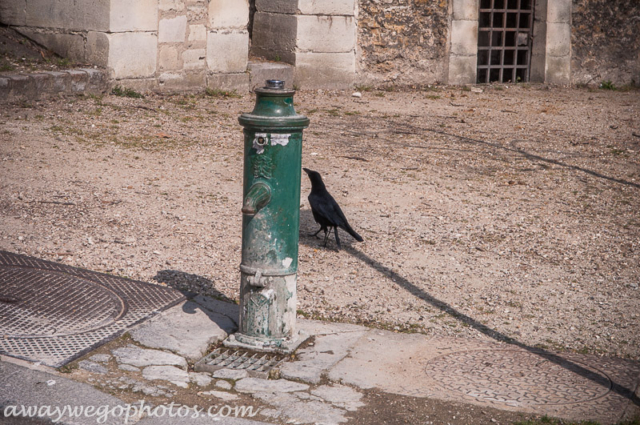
left=1, top=295, right=639, bottom=424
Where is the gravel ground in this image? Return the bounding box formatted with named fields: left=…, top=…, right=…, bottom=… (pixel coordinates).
left=1, top=84, right=639, bottom=361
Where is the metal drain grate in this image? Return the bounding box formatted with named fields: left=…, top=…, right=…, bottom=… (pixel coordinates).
left=195, top=348, right=286, bottom=379
left=0, top=251, right=185, bottom=367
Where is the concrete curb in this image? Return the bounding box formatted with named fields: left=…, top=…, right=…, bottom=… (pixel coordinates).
left=0, top=68, right=109, bottom=103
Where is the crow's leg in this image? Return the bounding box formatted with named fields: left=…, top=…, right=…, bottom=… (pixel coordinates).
left=334, top=227, right=341, bottom=250
left=309, top=226, right=324, bottom=238
left=323, top=228, right=331, bottom=247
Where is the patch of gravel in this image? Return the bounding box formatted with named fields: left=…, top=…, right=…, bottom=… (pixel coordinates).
left=0, top=85, right=638, bottom=360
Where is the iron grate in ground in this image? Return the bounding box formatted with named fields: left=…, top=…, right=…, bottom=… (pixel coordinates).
left=0, top=250, right=185, bottom=367
left=195, top=347, right=287, bottom=379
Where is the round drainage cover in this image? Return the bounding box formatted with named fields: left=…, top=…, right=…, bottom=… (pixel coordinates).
left=0, top=266, right=126, bottom=338
left=425, top=349, right=611, bottom=406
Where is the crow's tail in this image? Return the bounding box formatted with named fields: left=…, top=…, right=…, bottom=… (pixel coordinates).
left=341, top=223, right=363, bottom=242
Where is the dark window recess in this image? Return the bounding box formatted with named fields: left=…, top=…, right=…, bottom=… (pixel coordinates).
left=477, top=0, right=535, bottom=83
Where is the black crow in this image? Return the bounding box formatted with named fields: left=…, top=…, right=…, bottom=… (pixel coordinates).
left=303, top=168, right=363, bottom=250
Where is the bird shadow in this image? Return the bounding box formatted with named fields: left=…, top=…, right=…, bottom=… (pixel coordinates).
left=297, top=235, right=640, bottom=407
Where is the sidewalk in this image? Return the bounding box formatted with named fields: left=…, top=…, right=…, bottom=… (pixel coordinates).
left=1, top=295, right=639, bottom=425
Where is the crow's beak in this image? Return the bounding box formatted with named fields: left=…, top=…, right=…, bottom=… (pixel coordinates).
left=303, top=168, right=311, bottom=175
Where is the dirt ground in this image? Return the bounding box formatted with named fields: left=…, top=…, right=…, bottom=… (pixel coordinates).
left=1, top=81, right=639, bottom=371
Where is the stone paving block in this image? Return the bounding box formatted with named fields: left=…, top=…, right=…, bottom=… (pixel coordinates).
left=159, top=16, right=188, bottom=43
left=142, top=365, right=190, bottom=388
left=89, top=354, right=112, bottom=363
left=280, top=330, right=365, bottom=384
left=213, top=368, right=248, bottom=380
left=119, top=364, right=140, bottom=372
left=254, top=392, right=349, bottom=424
left=311, top=385, right=365, bottom=411
left=130, top=300, right=235, bottom=361
left=189, top=372, right=213, bottom=387
left=198, top=390, right=238, bottom=401
left=78, top=360, right=108, bottom=374
left=235, top=378, right=309, bottom=393
left=208, top=0, right=249, bottom=30
left=112, top=345, right=188, bottom=369
left=216, top=380, right=233, bottom=390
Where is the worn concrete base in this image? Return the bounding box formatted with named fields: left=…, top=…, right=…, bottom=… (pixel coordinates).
left=223, top=330, right=310, bottom=355
left=206, top=72, right=250, bottom=92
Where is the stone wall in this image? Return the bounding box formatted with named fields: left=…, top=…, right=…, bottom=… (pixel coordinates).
left=0, top=0, right=251, bottom=91
left=251, top=0, right=357, bottom=89
left=571, top=0, right=640, bottom=86
left=357, top=0, right=450, bottom=85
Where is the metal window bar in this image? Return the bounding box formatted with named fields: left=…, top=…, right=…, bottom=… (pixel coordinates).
left=477, top=0, right=535, bottom=84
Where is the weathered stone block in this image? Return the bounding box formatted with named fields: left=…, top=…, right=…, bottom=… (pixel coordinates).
left=251, top=12, right=297, bottom=64
left=447, top=55, right=477, bottom=85
left=452, top=0, right=478, bottom=21
left=84, top=0, right=110, bottom=31
left=298, top=0, right=355, bottom=15
left=546, top=55, right=571, bottom=85
left=110, top=0, right=158, bottom=32
left=256, top=0, right=355, bottom=15
left=183, top=49, right=206, bottom=70
left=546, top=22, right=571, bottom=57
left=67, top=70, right=90, bottom=92
left=188, top=24, right=207, bottom=42
left=208, top=0, right=249, bottom=29
left=207, top=73, right=250, bottom=92
left=248, top=61, right=295, bottom=90
left=547, top=0, right=571, bottom=23
left=108, top=32, right=157, bottom=78
left=30, top=73, right=54, bottom=93
left=47, top=71, right=69, bottom=92
left=0, top=0, right=27, bottom=26
left=78, top=68, right=109, bottom=93
left=159, top=0, right=185, bottom=12
left=450, top=20, right=478, bottom=56
left=255, top=0, right=297, bottom=14
left=16, top=30, right=86, bottom=62
left=159, top=45, right=182, bottom=71
left=159, top=16, right=188, bottom=43
left=206, top=31, right=249, bottom=73
left=87, top=31, right=110, bottom=67
left=294, top=52, right=355, bottom=89
left=296, top=16, right=355, bottom=53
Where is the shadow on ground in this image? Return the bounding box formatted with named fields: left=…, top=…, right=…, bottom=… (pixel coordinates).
left=298, top=209, right=640, bottom=406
